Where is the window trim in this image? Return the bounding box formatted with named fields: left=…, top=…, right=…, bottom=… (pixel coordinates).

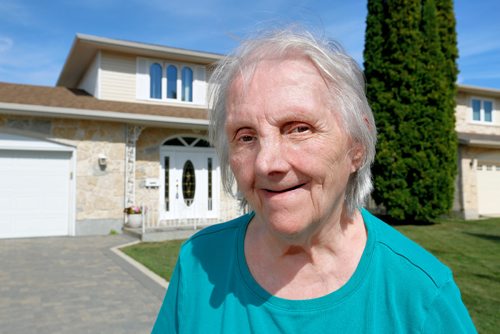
left=470, top=96, right=495, bottom=124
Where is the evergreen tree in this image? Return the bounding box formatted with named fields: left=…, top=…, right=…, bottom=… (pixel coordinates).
left=364, top=0, right=458, bottom=221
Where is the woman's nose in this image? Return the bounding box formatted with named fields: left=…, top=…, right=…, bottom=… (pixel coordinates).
left=254, top=137, right=289, bottom=176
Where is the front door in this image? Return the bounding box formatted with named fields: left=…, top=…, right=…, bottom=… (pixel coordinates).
left=160, top=144, right=219, bottom=221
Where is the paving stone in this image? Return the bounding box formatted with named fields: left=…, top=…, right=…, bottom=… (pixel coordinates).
left=0, top=234, right=165, bottom=333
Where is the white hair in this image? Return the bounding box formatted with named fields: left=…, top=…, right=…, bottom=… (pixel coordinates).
left=208, top=27, right=377, bottom=216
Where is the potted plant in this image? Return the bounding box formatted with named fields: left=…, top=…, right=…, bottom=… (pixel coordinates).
left=124, top=205, right=142, bottom=228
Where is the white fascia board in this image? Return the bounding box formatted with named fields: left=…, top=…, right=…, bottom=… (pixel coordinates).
left=0, top=102, right=208, bottom=129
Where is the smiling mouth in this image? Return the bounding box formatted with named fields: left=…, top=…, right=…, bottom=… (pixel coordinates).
left=265, top=183, right=306, bottom=194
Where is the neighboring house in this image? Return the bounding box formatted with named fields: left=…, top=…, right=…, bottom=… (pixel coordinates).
left=454, top=85, right=500, bottom=219
left=0, top=34, right=499, bottom=239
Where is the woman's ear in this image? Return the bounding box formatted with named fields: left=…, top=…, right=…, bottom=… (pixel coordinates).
left=350, top=143, right=365, bottom=172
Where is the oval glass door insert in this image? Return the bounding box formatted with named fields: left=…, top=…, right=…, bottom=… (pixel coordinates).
left=182, top=160, right=196, bottom=206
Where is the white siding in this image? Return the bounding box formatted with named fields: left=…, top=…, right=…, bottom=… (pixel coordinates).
left=193, top=65, right=207, bottom=105
left=136, top=57, right=148, bottom=100
left=78, top=52, right=100, bottom=98
left=100, top=52, right=136, bottom=102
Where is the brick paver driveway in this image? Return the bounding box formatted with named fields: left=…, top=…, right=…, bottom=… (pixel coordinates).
left=0, top=234, right=165, bottom=333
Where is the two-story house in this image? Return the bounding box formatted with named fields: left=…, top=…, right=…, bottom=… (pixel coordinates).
left=0, top=34, right=499, bottom=239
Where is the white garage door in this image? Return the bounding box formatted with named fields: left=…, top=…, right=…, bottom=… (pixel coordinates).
left=0, top=150, right=72, bottom=238
left=476, top=162, right=500, bottom=217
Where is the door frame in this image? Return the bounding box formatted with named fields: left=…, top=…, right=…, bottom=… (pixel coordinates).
left=159, top=139, right=220, bottom=221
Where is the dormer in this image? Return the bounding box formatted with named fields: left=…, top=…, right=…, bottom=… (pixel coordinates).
left=57, top=34, right=223, bottom=106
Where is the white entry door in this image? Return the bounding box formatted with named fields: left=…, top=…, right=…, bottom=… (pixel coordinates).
left=161, top=148, right=220, bottom=220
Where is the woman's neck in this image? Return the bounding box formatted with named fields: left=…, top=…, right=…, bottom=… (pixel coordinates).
left=244, top=209, right=367, bottom=299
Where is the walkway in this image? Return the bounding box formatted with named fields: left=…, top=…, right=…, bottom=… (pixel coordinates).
left=0, top=234, right=165, bottom=333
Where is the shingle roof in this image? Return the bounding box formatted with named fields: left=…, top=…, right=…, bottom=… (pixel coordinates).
left=0, top=81, right=208, bottom=121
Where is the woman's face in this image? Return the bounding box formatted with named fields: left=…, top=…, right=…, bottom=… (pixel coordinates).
left=226, top=57, right=362, bottom=238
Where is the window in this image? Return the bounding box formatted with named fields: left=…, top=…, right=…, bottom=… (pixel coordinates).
left=137, top=58, right=205, bottom=103
left=167, top=65, right=177, bottom=99
left=182, top=160, right=196, bottom=206
left=150, top=63, right=162, bottom=99
left=182, top=66, right=193, bottom=102
left=472, top=98, right=494, bottom=123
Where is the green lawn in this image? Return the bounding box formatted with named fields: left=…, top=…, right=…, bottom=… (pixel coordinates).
left=121, top=216, right=499, bottom=333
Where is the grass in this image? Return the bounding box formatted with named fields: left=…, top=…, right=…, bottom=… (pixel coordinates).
left=121, top=239, right=185, bottom=283
left=121, top=216, right=499, bottom=333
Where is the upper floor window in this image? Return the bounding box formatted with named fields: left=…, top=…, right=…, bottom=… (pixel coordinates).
left=167, top=65, right=177, bottom=99
left=182, top=66, right=193, bottom=102
left=150, top=63, right=162, bottom=99
left=472, top=98, right=493, bottom=123
left=137, top=58, right=206, bottom=104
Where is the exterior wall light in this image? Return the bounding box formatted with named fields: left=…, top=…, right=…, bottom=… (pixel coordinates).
left=98, top=154, right=107, bottom=167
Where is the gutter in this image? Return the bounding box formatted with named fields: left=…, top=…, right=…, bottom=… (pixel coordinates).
left=458, top=137, right=500, bottom=149
left=0, top=102, right=208, bottom=130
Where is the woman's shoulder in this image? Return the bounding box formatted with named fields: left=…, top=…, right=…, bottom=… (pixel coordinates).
left=177, top=213, right=252, bottom=259
left=189, top=213, right=252, bottom=242
left=362, top=209, right=453, bottom=288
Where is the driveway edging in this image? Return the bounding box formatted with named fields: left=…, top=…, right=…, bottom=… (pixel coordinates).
left=110, top=240, right=169, bottom=289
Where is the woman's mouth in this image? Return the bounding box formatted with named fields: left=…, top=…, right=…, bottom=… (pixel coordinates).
left=265, top=183, right=306, bottom=194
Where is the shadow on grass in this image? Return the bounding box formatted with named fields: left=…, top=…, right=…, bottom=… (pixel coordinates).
left=462, top=231, right=500, bottom=243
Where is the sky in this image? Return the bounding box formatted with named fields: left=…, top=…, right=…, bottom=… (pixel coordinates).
left=0, top=0, right=499, bottom=89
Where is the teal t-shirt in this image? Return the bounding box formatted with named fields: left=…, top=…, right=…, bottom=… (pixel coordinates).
left=152, top=209, right=476, bottom=333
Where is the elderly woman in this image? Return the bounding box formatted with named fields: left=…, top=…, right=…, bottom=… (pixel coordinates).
left=152, top=28, right=476, bottom=333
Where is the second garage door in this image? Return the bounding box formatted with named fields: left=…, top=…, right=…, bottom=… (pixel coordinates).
left=476, top=161, right=500, bottom=217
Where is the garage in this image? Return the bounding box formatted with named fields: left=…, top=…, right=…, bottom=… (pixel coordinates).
left=0, top=132, right=74, bottom=239
left=476, top=161, right=500, bottom=217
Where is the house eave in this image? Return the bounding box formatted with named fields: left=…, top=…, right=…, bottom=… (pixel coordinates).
left=57, top=33, right=224, bottom=88
left=0, top=102, right=208, bottom=130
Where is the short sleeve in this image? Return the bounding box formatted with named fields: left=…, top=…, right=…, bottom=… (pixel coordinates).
left=152, top=259, right=182, bottom=334
left=421, top=279, right=477, bottom=333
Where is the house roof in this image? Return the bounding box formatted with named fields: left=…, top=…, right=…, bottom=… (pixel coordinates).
left=457, top=84, right=500, bottom=98
left=0, top=82, right=209, bottom=129
left=57, top=34, right=224, bottom=88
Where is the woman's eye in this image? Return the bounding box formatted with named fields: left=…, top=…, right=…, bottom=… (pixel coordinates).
left=239, top=135, right=255, bottom=143
left=292, top=125, right=310, bottom=133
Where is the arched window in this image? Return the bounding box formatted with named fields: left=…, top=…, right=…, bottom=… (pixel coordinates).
left=150, top=63, right=162, bottom=99
left=166, top=65, right=177, bottom=99
left=182, top=66, right=193, bottom=102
